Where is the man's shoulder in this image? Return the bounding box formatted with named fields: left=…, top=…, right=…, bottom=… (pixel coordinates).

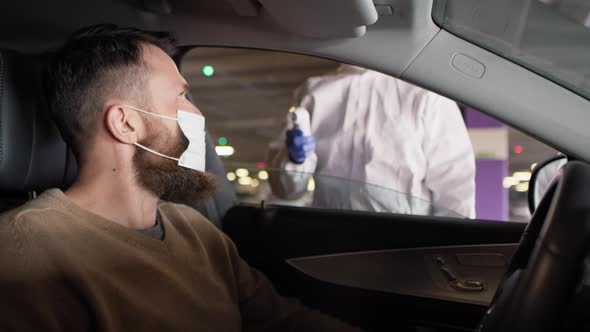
left=158, top=202, right=221, bottom=234
left=0, top=189, right=65, bottom=226
left=0, top=191, right=68, bottom=275
left=158, top=201, right=235, bottom=252
left=159, top=201, right=204, bottom=219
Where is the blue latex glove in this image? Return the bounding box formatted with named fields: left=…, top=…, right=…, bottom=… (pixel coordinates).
left=286, top=128, right=316, bottom=164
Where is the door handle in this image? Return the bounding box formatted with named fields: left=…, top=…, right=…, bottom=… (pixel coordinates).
left=436, top=256, right=485, bottom=292
left=451, top=279, right=485, bottom=292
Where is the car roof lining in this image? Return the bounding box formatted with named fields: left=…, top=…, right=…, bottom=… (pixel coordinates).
left=0, top=0, right=589, bottom=160
left=402, top=29, right=590, bottom=161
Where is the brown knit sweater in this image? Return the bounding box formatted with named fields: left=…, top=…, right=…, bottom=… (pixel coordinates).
left=0, top=189, right=363, bottom=331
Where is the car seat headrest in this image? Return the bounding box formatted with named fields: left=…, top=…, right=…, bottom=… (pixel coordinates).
left=0, top=50, right=77, bottom=193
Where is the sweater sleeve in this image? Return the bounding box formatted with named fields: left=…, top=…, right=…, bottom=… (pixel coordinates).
left=220, top=235, right=365, bottom=332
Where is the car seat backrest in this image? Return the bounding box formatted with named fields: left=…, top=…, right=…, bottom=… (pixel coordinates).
left=194, top=131, right=239, bottom=227
left=0, top=50, right=77, bottom=213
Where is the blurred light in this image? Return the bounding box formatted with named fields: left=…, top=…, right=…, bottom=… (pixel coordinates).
left=307, top=177, right=316, bottom=192
left=256, top=162, right=266, bottom=169
left=215, top=146, right=234, bottom=157
left=226, top=172, right=236, bottom=181
left=236, top=168, right=249, bottom=178
left=238, top=176, right=252, bottom=186
left=258, top=170, right=269, bottom=180
left=251, top=179, right=260, bottom=188
left=218, top=137, right=228, bottom=146
left=531, top=163, right=538, bottom=170
left=514, top=145, right=523, bottom=154
left=515, top=182, right=529, bottom=192
left=202, top=65, right=215, bottom=77
left=513, top=171, right=532, bottom=181
left=503, top=176, right=519, bottom=188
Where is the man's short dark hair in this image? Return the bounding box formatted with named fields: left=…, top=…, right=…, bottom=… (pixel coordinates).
left=46, top=24, right=177, bottom=164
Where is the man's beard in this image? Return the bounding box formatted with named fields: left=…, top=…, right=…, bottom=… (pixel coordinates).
left=133, top=120, right=218, bottom=205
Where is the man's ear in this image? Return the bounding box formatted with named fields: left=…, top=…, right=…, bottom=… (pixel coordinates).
left=104, top=105, right=139, bottom=144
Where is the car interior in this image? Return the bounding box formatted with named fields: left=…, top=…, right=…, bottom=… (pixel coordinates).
left=1, top=0, right=590, bottom=331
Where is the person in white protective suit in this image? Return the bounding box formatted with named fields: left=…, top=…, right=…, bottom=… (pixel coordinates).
left=267, top=64, right=476, bottom=218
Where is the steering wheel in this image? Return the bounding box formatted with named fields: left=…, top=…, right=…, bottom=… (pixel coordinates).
left=478, top=161, right=590, bottom=332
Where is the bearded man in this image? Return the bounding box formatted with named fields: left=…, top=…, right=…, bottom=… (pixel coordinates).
left=0, top=25, right=363, bottom=332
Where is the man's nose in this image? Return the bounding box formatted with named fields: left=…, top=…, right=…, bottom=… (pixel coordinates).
left=182, top=100, right=202, bottom=116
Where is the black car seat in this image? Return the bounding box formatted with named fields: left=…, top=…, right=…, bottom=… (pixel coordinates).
left=197, top=131, right=239, bottom=226
left=0, top=50, right=76, bottom=211
left=0, top=49, right=237, bottom=227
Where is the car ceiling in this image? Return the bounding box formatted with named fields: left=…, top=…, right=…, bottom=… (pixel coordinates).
left=1, top=0, right=589, bottom=162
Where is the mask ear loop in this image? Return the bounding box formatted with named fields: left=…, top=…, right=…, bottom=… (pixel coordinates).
left=134, top=143, right=180, bottom=162
left=123, top=104, right=178, bottom=121
left=123, top=105, right=182, bottom=161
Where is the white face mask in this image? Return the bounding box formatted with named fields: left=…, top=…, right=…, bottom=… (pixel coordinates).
left=123, top=105, right=207, bottom=172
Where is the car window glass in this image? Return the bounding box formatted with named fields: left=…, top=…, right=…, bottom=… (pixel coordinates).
left=181, top=47, right=560, bottom=222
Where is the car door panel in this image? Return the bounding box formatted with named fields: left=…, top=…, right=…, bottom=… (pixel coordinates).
left=287, top=244, right=516, bottom=306
left=222, top=205, right=526, bottom=331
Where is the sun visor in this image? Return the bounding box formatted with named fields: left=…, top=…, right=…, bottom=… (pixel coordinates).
left=257, top=0, right=378, bottom=38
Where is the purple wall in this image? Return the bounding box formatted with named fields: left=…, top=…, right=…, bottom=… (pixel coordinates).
left=475, top=160, right=509, bottom=220
left=464, top=108, right=504, bottom=128
left=465, top=108, right=510, bottom=221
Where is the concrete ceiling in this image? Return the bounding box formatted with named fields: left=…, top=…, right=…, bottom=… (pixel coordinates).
left=182, top=48, right=338, bottom=165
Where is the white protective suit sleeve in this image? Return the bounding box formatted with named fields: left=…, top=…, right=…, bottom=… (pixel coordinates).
left=267, top=81, right=318, bottom=200
left=267, top=137, right=317, bottom=200
left=421, top=95, right=476, bottom=218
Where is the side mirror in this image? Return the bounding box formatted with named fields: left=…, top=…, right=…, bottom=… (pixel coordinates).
left=528, top=155, right=568, bottom=214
